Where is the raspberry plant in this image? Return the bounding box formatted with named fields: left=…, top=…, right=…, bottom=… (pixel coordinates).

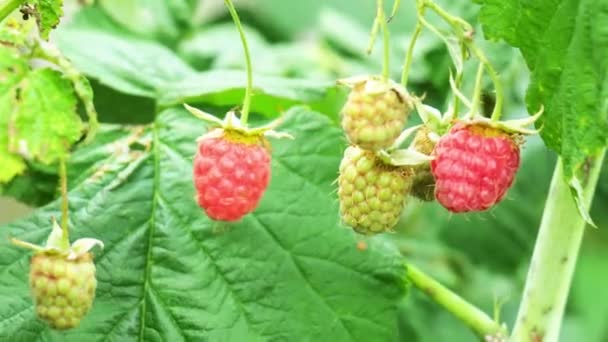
left=0, top=0, right=606, bottom=341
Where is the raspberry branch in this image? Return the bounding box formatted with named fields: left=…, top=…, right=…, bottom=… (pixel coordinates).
left=406, top=263, right=506, bottom=338
left=224, top=0, right=253, bottom=125
left=511, top=150, right=607, bottom=342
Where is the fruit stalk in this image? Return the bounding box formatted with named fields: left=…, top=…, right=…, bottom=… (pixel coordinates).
left=0, top=0, right=25, bottom=22
left=400, top=19, right=422, bottom=87
left=59, top=158, right=70, bottom=248
left=224, top=0, right=253, bottom=125
left=406, top=263, right=504, bottom=337
left=511, top=150, right=606, bottom=342
left=377, top=0, right=390, bottom=81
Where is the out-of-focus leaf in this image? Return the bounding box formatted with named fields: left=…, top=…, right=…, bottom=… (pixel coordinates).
left=0, top=48, right=28, bottom=183
left=10, top=68, right=82, bottom=164
left=97, top=0, right=181, bottom=41
left=157, top=70, right=337, bottom=116
left=55, top=29, right=194, bottom=97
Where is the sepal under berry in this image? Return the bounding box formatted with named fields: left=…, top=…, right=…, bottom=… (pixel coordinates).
left=184, top=104, right=293, bottom=140
left=338, top=75, right=413, bottom=150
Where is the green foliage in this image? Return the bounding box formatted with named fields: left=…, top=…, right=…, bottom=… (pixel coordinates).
left=36, top=0, right=63, bottom=39
left=478, top=0, right=608, bottom=181
left=0, top=43, right=82, bottom=183
left=0, top=107, right=407, bottom=340
left=0, top=1, right=607, bottom=341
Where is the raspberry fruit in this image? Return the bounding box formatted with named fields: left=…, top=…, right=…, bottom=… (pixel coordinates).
left=194, top=129, right=271, bottom=221
left=431, top=122, right=520, bottom=212
left=338, top=146, right=412, bottom=235
left=340, top=77, right=412, bottom=150
left=410, top=126, right=437, bottom=202
left=30, top=252, right=96, bottom=330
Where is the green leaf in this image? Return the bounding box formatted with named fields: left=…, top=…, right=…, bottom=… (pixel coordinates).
left=55, top=29, right=194, bottom=97
left=0, top=107, right=407, bottom=340
left=478, top=0, right=608, bottom=222
left=36, top=0, right=64, bottom=40
left=0, top=48, right=27, bottom=182
left=478, top=0, right=608, bottom=177
left=10, top=68, right=82, bottom=164
left=158, top=70, right=338, bottom=117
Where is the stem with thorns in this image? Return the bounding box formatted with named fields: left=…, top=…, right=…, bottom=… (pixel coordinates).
left=224, top=0, right=253, bottom=125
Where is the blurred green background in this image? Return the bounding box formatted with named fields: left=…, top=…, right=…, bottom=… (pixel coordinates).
left=1, top=0, right=607, bottom=340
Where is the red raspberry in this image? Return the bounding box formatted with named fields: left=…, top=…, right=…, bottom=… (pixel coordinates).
left=431, top=123, right=520, bottom=212
left=193, top=129, right=271, bottom=221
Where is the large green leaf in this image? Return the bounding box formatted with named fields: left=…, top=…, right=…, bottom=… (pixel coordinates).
left=158, top=70, right=338, bottom=116
left=55, top=29, right=194, bottom=97
left=478, top=0, right=608, bottom=180
left=0, top=107, right=407, bottom=340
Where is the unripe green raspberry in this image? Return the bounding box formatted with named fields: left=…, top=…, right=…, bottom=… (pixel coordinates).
left=30, top=252, right=97, bottom=330
left=340, top=78, right=412, bottom=150
left=338, top=146, right=412, bottom=235
left=410, top=126, right=436, bottom=202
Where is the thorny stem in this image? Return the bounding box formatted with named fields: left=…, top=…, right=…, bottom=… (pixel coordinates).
left=0, top=0, right=25, bottom=23
left=224, top=0, right=253, bottom=125
left=511, top=150, right=606, bottom=342
left=401, top=20, right=423, bottom=87
left=406, top=263, right=505, bottom=338
left=59, top=158, right=70, bottom=247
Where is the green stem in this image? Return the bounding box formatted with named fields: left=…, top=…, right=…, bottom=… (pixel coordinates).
left=511, top=150, right=606, bottom=342
left=388, top=0, right=401, bottom=22
left=377, top=0, right=390, bottom=81
left=224, top=0, right=253, bottom=125
left=366, top=17, right=379, bottom=55
left=466, top=62, right=485, bottom=120
left=59, top=158, right=70, bottom=247
left=451, top=46, right=466, bottom=116
left=401, top=20, right=422, bottom=87
left=467, top=43, right=503, bottom=121
left=422, top=0, right=471, bottom=33
left=406, top=263, right=505, bottom=338
left=0, top=0, right=24, bottom=23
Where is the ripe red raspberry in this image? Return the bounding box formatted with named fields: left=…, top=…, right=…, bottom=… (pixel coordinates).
left=30, top=252, right=97, bottom=330
left=431, top=122, right=520, bottom=212
left=193, top=129, right=271, bottom=221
